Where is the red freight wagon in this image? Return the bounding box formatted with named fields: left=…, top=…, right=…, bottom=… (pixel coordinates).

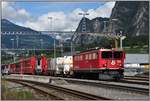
left=9, top=63, right=16, bottom=74
left=73, top=48, right=126, bottom=79
left=9, top=57, right=36, bottom=74
left=8, top=55, right=48, bottom=75
left=20, top=55, right=47, bottom=75
left=21, top=56, right=37, bottom=74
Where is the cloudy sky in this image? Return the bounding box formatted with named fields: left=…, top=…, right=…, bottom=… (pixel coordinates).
left=2, top=1, right=115, bottom=31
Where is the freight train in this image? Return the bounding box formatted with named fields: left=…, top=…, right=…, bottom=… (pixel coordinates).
left=1, top=48, right=126, bottom=79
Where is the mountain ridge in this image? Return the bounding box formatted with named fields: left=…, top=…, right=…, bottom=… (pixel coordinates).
left=1, top=19, right=56, bottom=49
left=73, top=1, right=149, bottom=46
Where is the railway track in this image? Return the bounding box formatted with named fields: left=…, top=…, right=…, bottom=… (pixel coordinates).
left=3, top=75, right=149, bottom=96
left=63, top=78, right=149, bottom=95
left=3, top=79, right=63, bottom=100
left=4, top=78, right=112, bottom=100
left=45, top=75, right=149, bottom=85
left=124, top=76, right=149, bottom=81
left=133, top=75, right=149, bottom=78
left=68, top=76, right=149, bottom=85
left=116, top=78, right=149, bottom=85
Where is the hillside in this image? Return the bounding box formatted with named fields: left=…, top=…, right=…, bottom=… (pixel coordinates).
left=1, top=19, right=57, bottom=49
left=109, top=1, right=149, bottom=36
left=73, top=1, right=149, bottom=53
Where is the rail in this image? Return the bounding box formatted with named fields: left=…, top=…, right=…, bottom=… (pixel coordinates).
left=3, top=79, right=63, bottom=100
left=4, top=78, right=112, bottom=100
left=118, top=79, right=149, bottom=85
left=63, top=78, right=149, bottom=95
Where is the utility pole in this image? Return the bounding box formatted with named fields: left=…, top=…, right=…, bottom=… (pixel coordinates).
left=60, top=39, right=63, bottom=57
left=11, top=38, right=14, bottom=49
left=54, top=39, right=56, bottom=58
left=71, top=42, right=73, bottom=56
left=48, top=16, right=56, bottom=68
left=16, top=35, right=19, bottom=49
left=78, top=12, right=89, bottom=32
left=103, top=21, right=108, bottom=32
left=78, top=12, right=89, bottom=45
left=120, top=31, right=126, bottom=49
left=40, top=39, right=43, bottom=49
left=111, top=18, right=118, bottom=49
left=94, top=19, right=100, bottom=32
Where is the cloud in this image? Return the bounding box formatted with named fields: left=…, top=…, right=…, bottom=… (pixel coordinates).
left=2, top=2, right=31, bottom=22
left=2, top=2, right=115, bottom=31
left=24, top=11, right=68, bottom=31
left=24, top=9, right=83, bottom=31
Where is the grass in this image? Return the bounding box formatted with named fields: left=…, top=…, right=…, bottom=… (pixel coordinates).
left=1, top=79, right=35, bottom=100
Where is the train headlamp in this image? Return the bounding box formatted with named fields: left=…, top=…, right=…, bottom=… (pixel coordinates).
left=111, top=60, right=115, bottom=65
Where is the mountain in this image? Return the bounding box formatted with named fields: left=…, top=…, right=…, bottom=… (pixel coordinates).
left=108, top=1, right=149, bottom=36
left=1, top=19, right=57, bottom=49
left=73, top=1, right=149, bottom=48
left=76, top=17, right=109, bottom=33
left=74, top=17, right=109, bottom=45
left=1, top=19, right=39, bottom=33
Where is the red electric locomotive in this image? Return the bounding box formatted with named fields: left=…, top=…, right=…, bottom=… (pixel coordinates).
left=72, top=48, right=126, bottom=79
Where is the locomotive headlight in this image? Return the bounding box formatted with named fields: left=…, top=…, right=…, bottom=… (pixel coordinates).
left=111, top=60, right=115, bottom=65
left=103, top=64, right=107, bottom=67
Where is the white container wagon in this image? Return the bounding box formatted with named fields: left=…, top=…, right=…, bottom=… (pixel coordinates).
left=47, top=56, right=73, bottom=76
left=63, top=56, right=73, bottom=75
left=47, top=57, right=64, bottom=76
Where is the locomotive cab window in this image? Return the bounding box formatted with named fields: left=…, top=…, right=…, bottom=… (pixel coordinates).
left=114, top=51, right=123, bottom=59
left=102, top=51, right=112, bottom=59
